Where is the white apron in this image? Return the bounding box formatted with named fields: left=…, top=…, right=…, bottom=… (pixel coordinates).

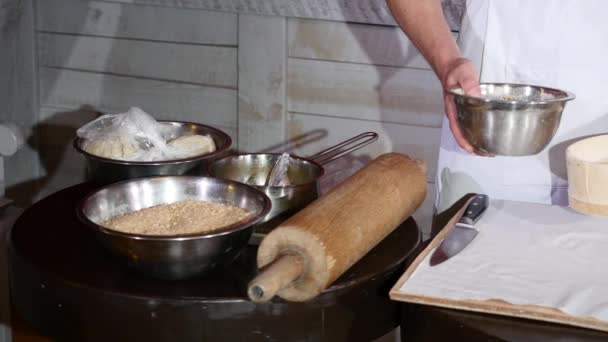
left=436, top=0, right=608, bottom=212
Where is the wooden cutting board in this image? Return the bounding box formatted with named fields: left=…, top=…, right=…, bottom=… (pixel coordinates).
left=390, top=198, right=608, bottom=332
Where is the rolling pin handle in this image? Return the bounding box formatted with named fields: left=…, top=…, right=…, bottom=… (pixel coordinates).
left=247, top=253, right=305, bottom=303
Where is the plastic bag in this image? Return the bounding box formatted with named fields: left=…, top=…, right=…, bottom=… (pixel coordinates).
left=76, top=107, right=215, bottom=161
left=266, top=152, right=291, bottom=186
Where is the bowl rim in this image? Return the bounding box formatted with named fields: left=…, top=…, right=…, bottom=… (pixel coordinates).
left=207, top=152, right=326, bottom=189
left=76, top=175, right=272, bottom=241
left=448, top=82, right=576, bottom=105
left=73, top=120, right=233, bottom=165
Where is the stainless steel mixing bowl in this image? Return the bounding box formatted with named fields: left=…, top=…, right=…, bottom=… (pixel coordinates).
left=73, top=120, right=232, bottom=184
left=77, top=176, right=271, bottom=280
left=449, top=83, right=575, bottom=156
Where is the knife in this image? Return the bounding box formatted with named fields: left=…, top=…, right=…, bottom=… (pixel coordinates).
left=429, top=194, right=489, bottom=266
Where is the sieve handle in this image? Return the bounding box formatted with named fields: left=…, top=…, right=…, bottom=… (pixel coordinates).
left=307, top=132, right=378, bottom=165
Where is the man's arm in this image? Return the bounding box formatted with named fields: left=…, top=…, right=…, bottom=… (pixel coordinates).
left=387, top=0, right=481, bottom=153
left=386, top=0, right=460, bottom=82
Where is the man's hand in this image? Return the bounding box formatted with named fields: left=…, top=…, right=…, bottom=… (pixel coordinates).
left=440, top=57, right=482, bottom=154
left=386, top=0, right=491, bottom=156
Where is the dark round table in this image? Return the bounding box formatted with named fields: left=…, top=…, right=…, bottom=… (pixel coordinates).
left=8, top=182, right=421, bottom=342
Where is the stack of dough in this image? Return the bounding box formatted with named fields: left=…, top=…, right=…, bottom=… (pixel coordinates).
left=78, top=108, right=217, bottom=161
left=566, top=134, right=608, bottom=216
left=83, top=136, right=139, bottom=160
left=83, top=134, right=216, bottom=161
left=167, top=134, right=216, bottom=158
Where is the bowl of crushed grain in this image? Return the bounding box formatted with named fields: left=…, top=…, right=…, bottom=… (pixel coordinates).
left=77, top=176, right=271, bottom=280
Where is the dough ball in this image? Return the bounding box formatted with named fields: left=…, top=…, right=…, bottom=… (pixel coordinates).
left=83, top=136, right=139, bottom=160
left=167, top=134, right=216, bottom=157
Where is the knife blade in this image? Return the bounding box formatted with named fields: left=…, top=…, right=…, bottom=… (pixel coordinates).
left=429, top=194, right=489, bottom=266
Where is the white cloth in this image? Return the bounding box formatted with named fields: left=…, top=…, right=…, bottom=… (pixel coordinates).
left=437, top=0, right=608, bottom=209
left=400, top=199, right=608, bottom=323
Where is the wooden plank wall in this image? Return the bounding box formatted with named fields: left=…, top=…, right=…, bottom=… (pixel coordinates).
left=237, top=15, right=287, bottom=152
left=284, top=19, right=449, bottom=237
left=0, top=0, right=38, bottom=206
left=33, top=0, right=238, bottom=199
left=94, top=0, right=466, bottom=32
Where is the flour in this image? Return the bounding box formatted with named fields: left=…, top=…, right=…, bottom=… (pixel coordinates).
left=400, top=200, right=608, bottom=321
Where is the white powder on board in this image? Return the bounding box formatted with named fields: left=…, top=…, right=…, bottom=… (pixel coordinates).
left=400, top=200, right=608, bottom=321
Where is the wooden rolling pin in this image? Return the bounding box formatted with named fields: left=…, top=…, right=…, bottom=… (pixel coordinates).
left=247, top=152, right=427, bottom=302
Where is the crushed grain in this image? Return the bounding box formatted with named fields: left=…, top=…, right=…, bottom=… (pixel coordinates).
left=102, top=200, right=252, bottom=235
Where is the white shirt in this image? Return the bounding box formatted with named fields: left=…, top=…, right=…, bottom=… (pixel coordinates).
left=437, top=0, right=608, bottom=206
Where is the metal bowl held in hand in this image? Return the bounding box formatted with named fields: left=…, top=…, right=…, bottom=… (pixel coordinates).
left=73, top=121, right=232, bottom=184
left=449, top=83, right=575, bottom=156
left=77, top=176, right=271, bottom=280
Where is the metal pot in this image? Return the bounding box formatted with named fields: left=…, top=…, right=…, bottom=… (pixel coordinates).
left=77, top=176, right=271, bottom=280
left=449, top=83, right=575, bottom=156
left=208, top=132, right=378, bottom=234
left=73, top=121, right=233, bottom=184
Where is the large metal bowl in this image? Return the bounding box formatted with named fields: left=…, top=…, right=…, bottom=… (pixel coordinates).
left=449, top=83, right=575, bottom=156
left=73, top=120, right=232, bottom=184
left=77, top=176, right=271, bottom=280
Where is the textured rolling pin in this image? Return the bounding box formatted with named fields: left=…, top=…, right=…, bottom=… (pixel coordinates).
left=247, top=152, right=427, bottom=302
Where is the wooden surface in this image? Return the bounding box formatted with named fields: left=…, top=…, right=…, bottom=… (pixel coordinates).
left=26, top=0, right=239, bottom=205
left=390, top=198, right=608, bottom=333
left=97, top=0, right=465, bottom=31
left=8, top=182, right=421, bottom=341
left=39, top=68, right=237, bottom=135
left=284, top=18, right=445, bottom=237
left=248, top=253, right=305, bottom=302
left=255, top=153, right=427, bottom=301
left=569, top=197, right=608, bottom=218
left=566, top=135, right=608, bottom=217
left=37, top=0, right=238, bottom=45
left=286, top=115, right=439, bottom=235
left=38, top=33, right=237, bottom=87
left=399, top=195, right=608, bottom=341
left=287, top=58, right=444, bottom=128
left=288, top=19, right=458, bottom=69
left=0, top=0, right=39, bottom=204
left=237, top=15, right=287, bottom=153
left=402, top=304, right=608, bottom=342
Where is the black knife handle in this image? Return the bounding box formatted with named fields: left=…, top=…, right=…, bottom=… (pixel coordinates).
left=460, top=194, right=489, bottom=225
